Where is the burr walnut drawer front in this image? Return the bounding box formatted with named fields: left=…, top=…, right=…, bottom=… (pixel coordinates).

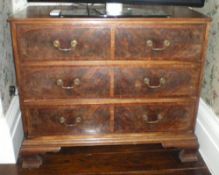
left=115, top=25, right=205, bottom=61
left=114, top=103, right=195, bottom=133
left=20, top=67, right=110, bottom=99
left=16, top=25, right=111, bottom=61
left=27, top=105, right=111, bottom=137
left=114, top=66, right=200, bottom=97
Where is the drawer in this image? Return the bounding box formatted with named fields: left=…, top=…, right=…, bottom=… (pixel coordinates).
left=21, top=67, right=110, bottom=99
left=115, top=25, right=205, bottom=61
left=114, top=103, right=195, bottom=133
left=114, top=67, right=199, bottom=97
left=27, top=105, right=111, bottom=137
left=16, top=25, right=111, bottom=61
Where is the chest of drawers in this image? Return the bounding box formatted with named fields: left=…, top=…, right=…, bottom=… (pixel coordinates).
left=9, top=5, right=210, bottom=168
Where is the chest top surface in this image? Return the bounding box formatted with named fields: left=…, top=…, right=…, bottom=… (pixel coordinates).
left=9, top=4, right=210, bottom=22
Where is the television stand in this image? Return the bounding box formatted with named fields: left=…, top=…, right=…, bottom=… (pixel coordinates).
left=9, top=5, right=210, bottom=168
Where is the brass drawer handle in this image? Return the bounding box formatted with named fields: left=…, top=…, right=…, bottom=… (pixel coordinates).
left=53, top=39, right=78, bottom=52
left=56, top=78, right=80, bottom=90
left=146, top=40, right=171, bottom=51
left=143, top=113, right=163, bottom=124
left=144, top=77, right=166, bottom=89
left=59, top=116, right=82, bottom=127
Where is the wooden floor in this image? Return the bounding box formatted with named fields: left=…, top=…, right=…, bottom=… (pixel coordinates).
left=0, top=144, right=211, bottom=175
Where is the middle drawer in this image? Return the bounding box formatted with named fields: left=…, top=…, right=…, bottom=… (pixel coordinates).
left=114, top=66, right=200, bottom=98
left=21, top=67, right=110, bottom=99
left=21, top=65, right=199, bottom=99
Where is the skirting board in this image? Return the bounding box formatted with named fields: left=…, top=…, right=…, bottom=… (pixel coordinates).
left=0, top=96, right=23, bottom=164
left=195, top=98, right=219, bottom=175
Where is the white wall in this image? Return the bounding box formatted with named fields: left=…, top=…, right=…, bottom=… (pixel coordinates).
left=0, top=96, right=23, bottom=164
left=0, top=0, right=26, bottom=164
left=195, top=99, right=219, bottom=175
left=0, top=94, right=3, bottom=118
left=12, top=0, right=27, bottom=12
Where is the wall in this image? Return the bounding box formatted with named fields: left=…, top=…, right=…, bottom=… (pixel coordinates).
left=197, top=0, right=219, bottom=117
left=0, top=93, right=3, bottom=118
left=0, top=0, right=15, bottom=115
left=0, top=0, right=26, bottom=116
left=0, top=0, right=26, bottom=163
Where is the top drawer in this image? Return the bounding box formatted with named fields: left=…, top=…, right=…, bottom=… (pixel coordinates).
left=115, top=24, right=205, bottom=61
left=16, top=25, right=111, bottom=61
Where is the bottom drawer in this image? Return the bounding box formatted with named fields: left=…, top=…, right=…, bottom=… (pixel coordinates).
left=114, top=103, right=195, bottom=133
left=27, top=105, right=111, bottom=137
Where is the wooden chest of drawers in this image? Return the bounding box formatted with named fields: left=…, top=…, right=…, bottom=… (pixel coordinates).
left=9, top=5, right=210, bottom=168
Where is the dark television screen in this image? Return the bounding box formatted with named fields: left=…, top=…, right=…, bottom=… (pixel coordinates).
left=28, top=0, right=205, bottom=7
